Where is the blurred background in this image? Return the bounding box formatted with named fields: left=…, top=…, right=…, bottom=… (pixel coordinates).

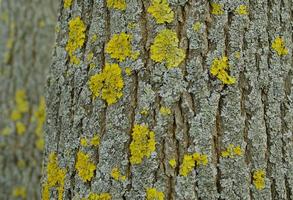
left=0, top=0, right=58, bottom=199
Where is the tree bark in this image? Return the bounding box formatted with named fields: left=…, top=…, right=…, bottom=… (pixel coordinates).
left=0, top=0, right=58, bottom=199
left=43, top=0, right=292, bottom=200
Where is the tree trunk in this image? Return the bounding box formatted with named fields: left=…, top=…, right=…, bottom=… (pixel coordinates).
left=0, top=0, right=58, bottom=199
left=43, top=0, right=292, bottom=200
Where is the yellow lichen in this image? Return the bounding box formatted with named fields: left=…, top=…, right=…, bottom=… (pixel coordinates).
left=130, top=124, right=156, bottom=165
left=106, top=0, right=126, bottom=10
left=147, top=0, right=174, bottom=24
left=146, top=188, right=165, bottom=200
left=16, top=122, right=26, bottom=135
left=210, top=56, right=236, bottom=84
left=34, top=97, right=46, bottom=150
left=90, top=135, right=100, bottom=146
left=85, top=193, right=112, bottom=200
left=150, top=29, right=185, bottom=68
left=140, top=107, right=149, bottom=115
left=1, top=127, right=12, bottom=136
left=87, top=52, right=94, bottom=62
left=12, top=186, right=26, bottom=199
left=111, top=167, right=126, bottom=181
left=211, top=3, right=224, bottom=15
left=88, top=63, right=124, bottom=105
left=193, top=22, right=202, bottom=32
left=75, top=151, right=96, bottom=182
left=169, top=159, right=177, bottom=168
left=105, top=33, right=138, bottom=62
left=66, top=17, right=86, bottom=64
left=253, top=169, right=266, bottom=190
left=271, top=36, right=288, bottom=56
left=180, top=153, right=208, bottom=176
left=80, top=138, right=88, bottom=146
left=64, top=0, right=73, bottom=9
left=234, top=51, right=241, bottom=59
left=125, top=67, right=132, bottom=76
left=42, top=152, right=66, bottom=200
left=90, top=34, right=98, bottom=44
left=159, top=106, right=171, bottom=116
left=221, top=144, right=243, bottom=158
left=15, top=89, right=29, bottom=113
left=235, top=5, right=248, bottom=15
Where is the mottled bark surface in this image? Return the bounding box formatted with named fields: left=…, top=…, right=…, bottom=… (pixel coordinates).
left=0, top=0, right=58, bottom=199
left=44, top=0, right=292, bottom=200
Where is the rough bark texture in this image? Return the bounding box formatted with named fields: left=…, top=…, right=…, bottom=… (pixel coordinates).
left=44, top=0, right=292, bottom=200
left=0, top=0, right=58, bottom=199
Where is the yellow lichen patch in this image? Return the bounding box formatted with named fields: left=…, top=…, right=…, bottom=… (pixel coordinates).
left=12, top=186, right=26, bottom=198
left=1, top=127, right=12, bottom=136
left=88, top=63, right=124, bottom=105
left=271, top=36, right=288, bottom=56
left=193, top=22, right=202, bottom=32
left=146, top=188, right=165, bottom=200
left=150, top=29, right=185, bottom=68
left=85, top=193, right=112, bottom=200
left=64, top=0, right=73, bottom=9
left=34, top=97, right=46, bottom=150
left=169, top=159, right=177, bottom=168
left=90, top=135, right=100, bottom=146
left=66, top=17, right=86, bottom=64
left=127, top=22, right=137, bottom=29
left=111, top=167, right=126, bottom=181
left=180, top=153, right=208, bottom=176
left=75, top=151, right=96, bottom=182
left=42, top=152, right=66, bottom=200
left=105, top=33, right=138, bottom=62
left=234, top=51, right=241, bottom=59
left=125, top=67, right=132, bottom=76
left=90, top=34, right=98, bottom=44
left=210, top=56, right=236, bottom=84
left=235, top=5, right=248, bottom=15
left=10, top=110, right=22, bottom=121
left=211, top=3, right=224, bottom=15
left=15, top=89, right=29, bottom=113
left=159, top=106, right=171, bottom=116
left=87, top=52, right=94, bottom=62
left=221, top=144, right=243, bottom=158
left=130, top=124, right=156, bottom=165
left=179, top=155, right=195, bottom=176
left=140, top=107, right=149, bottom=115
left=16, top=122, right=26, bottom=135
left=147, top=0, right=174, bottom=24
left=106, top=0, right=126, bottom=10
left=80, top=138, right=88, bottom=147
left=253, top=169, right=266, bottom=190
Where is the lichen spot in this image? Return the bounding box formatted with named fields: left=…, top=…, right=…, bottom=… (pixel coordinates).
left=210, top=56, right=236, bottom=85
left=130, top=124, right=156, bottom=165
left=179, top=153, right=208, bottom=176
left=150, top=29, right=185, bottom=68
left=16, top=122, right=26, bottom=135
left=147, top=0, right=174, bottom=24
left=12, top=186, right=26, bottom=199
left=64, top=0, right=73, bottom=9
left=111, top=167, right=126, bottom=181
left=146, top=188, right=165, bottom=200
left=211, top=3, right=224, bottom=15
left=221, top=144, right=243, bottom=158
left=159, top=106, right=171, bottom=116
left=66, top=17, right=86, bottom=64
left=125, top=67, right=132, bottom=76
left=253, top=169, right=266, bottom=190
left=105, top=32, right=138, bottom=62
left=107, top=0, right=126, bottom=10
left=90, top=135, right=100, bottom=147
left=169, top=159, right=176, bottom=168
left=235, top=5, right=248, bottom=15
left=75, top=151, right=96, bottom=182
left=88, top=63, right=124, bottom=105
left=271, top=36, right=288, bottom=56
left=193, top=22, right=202, bottom=32
left=85, top=193, right=112, bottom=200
left=42, top=152, right=66, bottom=200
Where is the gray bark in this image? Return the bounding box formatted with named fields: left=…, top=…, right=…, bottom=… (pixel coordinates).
left=43, top=0, right=292, bottom=200
left=0, top=0, right=58, bottom=199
